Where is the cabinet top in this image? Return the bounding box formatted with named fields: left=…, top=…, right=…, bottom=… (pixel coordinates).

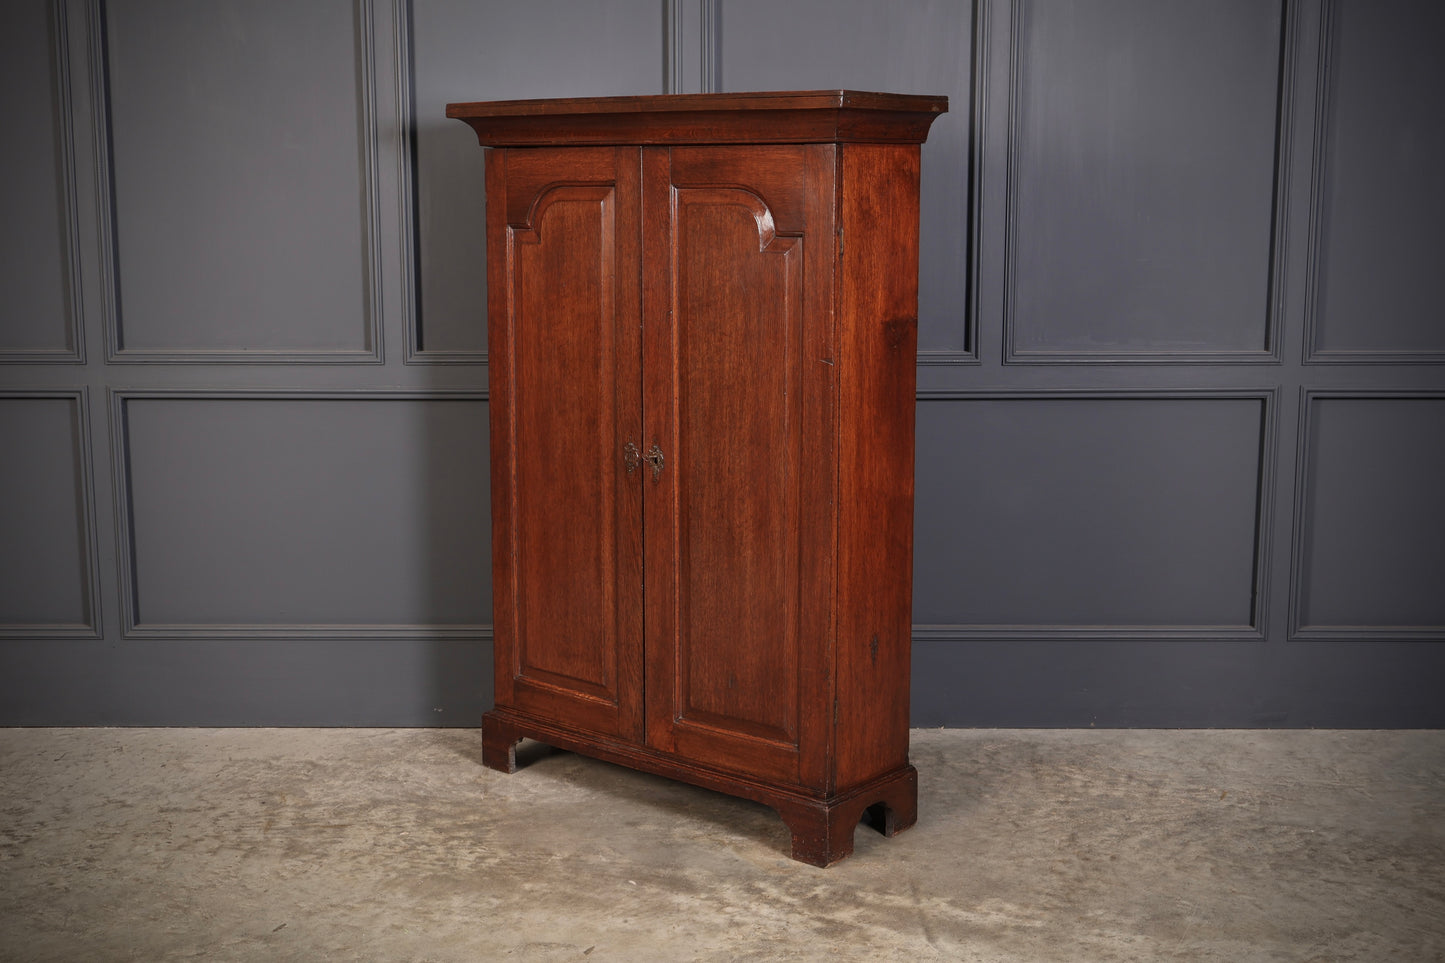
left=446, top=90, right=947, bottom=148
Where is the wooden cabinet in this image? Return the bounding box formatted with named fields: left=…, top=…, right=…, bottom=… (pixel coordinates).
left=448, top=91, right=946, bottom=866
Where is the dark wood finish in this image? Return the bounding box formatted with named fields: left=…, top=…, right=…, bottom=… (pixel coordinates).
left=643, top=143, right=825, bottom=788
left=480, top=706, right=917, bottom=868
left=458, top=92, right=945, bottom=866
left=485, top=146, right=646, bottom=743
left=833, top=143, right=922, bottom=788
left=448, top=90, right=947, bottom=147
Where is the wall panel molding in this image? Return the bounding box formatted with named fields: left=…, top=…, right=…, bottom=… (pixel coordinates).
left=998, top=0, right=1290, bottom=365
left=913, top=388, right=1277, bottom=640
left=1298, top=0, right=1334, bottom=365
left=401, top=0, right=485, bottom=366
left=914, top=0, right=982, bottom=366
left=664, top=0, right=720, bottom=95
left=94, top=0, right=388, bottom=364
left=108, top=388, right=489, bottom=640
left=1289, top=389, right=1445, bottom=640
left=1, top=0, right=85, bottom=364
left=0, top=388, right=102, bottom=638
left=1300, top=0, right=1445, bottom=365
left=699, top=0, right=719, bottom=94
left=86, top=0, right=119, bottom=364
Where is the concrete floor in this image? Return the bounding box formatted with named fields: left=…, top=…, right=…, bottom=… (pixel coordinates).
left=1, top=729, right=1441, bottom=962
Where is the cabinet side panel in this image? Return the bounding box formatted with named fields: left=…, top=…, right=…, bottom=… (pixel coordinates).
left=835, top=144, right=920, bottom=789
left=797, top=144, right=840, bottom=792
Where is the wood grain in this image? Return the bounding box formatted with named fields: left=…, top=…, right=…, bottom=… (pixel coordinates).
left=486, top=147, right=645, bottom=743
left=449, top=90, right=947, bottom=147
left=470, top=92, right=943, bottom=864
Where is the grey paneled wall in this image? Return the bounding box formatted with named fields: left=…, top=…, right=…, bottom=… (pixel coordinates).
left=719, top=0, right=1445, bottom=727
left=0, top=0, right=657, bottom=724
left=1006, top=0, right=1282, bottom=360
left=1293, top=394, right=1445, bottom=636
left=103, top=0, right=379, bottom=359
left=1, top=0, right=1442, bottom=726
left=0, top=392, right=98, bottom=635
left=1305, top=1, right=1445, bottom=360
left=0, top=0, right=81, bottom=360
left=913, top=393, right=1270, bottom=634
left=113, top=392, right=487, bottom=633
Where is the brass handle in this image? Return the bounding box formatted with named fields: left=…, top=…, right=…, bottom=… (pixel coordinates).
left=644, top=443, right=664, bottom=480
left=623, top=442, right=640, bottom=475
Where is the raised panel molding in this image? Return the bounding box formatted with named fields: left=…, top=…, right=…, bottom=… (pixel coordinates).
left=93, top=0, right=390, bottom=364
left=913, top=388, right=1277, bottom=640
left=672, top=184, right=804, bottom=752
left=1301, top=0, right=1445, bottom=365
left=0, top=389, right=102, bottom=638
left=109, top=389, right=489, bottom=640
left=1289, top=390, right=1445, bottom=640
left=0, top=0, right=85, bottom=364
left=998, top=0, right=1291, bottom=365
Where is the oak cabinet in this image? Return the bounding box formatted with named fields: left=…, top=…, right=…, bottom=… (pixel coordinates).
left=448, top=91, right=946, bottom=866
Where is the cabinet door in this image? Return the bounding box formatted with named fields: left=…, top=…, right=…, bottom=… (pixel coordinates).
left=488, top=147, right=644, bottom=741
left=641, top=145, right=836, bottom=787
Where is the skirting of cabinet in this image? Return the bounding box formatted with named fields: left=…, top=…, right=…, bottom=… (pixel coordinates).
left=481, top=708, right=918, bottom=868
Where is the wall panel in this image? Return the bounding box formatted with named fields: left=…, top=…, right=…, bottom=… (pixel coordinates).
left=113, top=391, right=488, bottom=637
left=0, top=392, right=98, bottom=636
left=3, top=0, right=1444, bottom=727
left=914, top=392, right=1272, bottom=637
left=1003, top=0, right=1284, bottom=362
left=1304, top=0, right=1445, bottom=362
left=0, top=0, right=82, bottom=361
left=100, top=0, right=382, bottom=361
left=1292, top=393, right=1445, bottom=637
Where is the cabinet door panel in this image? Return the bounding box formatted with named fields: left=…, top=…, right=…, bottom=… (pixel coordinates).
left=643, top=146, right=834, bottom=786
left=489, top=147, right=644, bottom=740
